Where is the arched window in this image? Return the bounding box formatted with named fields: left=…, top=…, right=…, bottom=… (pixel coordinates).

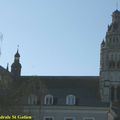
left=66, top=95, right=76, bottom=105
left=28, top=94, right=37, bottom=105
left=44, top=94, right=53, bottom=105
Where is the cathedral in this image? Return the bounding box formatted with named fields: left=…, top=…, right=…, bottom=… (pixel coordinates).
left=0, top=10, right=120, bottom=120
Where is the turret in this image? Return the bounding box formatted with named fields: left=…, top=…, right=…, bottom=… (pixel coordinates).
left=100, top=10, right=120, bottom=103
left=11, top=49, right=22, bottom=77
left=112, top=10, right=120, bottom=23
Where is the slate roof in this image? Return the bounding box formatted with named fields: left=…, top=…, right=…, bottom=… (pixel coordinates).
left=0, top=65, right=109, bottom=108
left=0, top=65, right=11, bottom=75
left=20, top=76, right=109, bottom=107
left=0, top=66, right=7, bottom=72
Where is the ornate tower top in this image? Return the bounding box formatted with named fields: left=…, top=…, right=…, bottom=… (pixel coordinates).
left=11, top=49, right=22, bottom=77
left=101, top=10, right=120, bottom=50
left=14, top=49, right=20, bottom=62
left=112, top=10, right=120, bottom=22
left=107, top=10, right=120, bottom=34
left=15, top=49, right=20, bottom=57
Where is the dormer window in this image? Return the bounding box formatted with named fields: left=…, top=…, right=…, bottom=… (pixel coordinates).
left=28, top=94, right=37, bottom=105
left=66, top=95, right=76, bottom=105
left=44, top=94, right=53, bottom=105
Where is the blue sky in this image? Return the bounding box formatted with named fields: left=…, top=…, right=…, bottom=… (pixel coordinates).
left=0, top=0, right=117, bottom=76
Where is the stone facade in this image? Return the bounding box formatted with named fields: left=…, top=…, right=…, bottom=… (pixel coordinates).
left=100, top=10, right=120, bottom=104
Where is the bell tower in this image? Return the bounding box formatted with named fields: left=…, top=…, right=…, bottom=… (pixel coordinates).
left=11, top=49, right=22, bottom=77
left=100, top=10, right=120, bottom=103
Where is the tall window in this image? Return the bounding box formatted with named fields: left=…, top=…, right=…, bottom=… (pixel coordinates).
left=44, top=94, right=53, bottom=105
left=28, top=94, right=37, bottom=105
left=66, top=95, right=76, bottom=105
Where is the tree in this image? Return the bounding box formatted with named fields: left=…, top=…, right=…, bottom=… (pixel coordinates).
left=0, top=76, right=46, bottom=119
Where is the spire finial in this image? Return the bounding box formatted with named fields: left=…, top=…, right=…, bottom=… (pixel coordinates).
left=17, top=45, right=19, bottom=52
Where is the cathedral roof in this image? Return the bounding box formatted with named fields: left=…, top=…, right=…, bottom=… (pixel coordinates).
left=20, top=76, right=109, bottom=107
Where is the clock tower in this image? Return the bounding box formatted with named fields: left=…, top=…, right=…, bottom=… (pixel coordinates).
left=11, top=49, right=22, bottom=77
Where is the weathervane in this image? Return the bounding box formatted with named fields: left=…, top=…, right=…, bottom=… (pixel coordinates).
left=17, top=45, right=19, bottom=50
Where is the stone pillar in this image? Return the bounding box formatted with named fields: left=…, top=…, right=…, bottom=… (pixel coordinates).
left=114, top=86, right=118, bottom=102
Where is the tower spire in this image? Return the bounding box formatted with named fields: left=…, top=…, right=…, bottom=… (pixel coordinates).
left=11, top=48, right=22, bottom=77
left=17, top=45, right=19, bottom=51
